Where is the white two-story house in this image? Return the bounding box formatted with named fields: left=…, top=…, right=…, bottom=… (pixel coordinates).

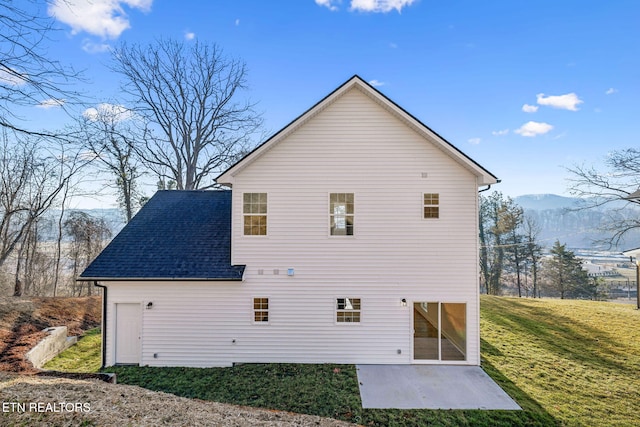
left=80, top=75, right=498, bottom=368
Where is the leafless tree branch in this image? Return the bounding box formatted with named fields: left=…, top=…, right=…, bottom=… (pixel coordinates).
left=110, top=38, right=263, bottom=190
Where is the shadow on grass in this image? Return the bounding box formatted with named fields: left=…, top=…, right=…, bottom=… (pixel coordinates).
left=482, top=297, right=633, bottom=375
left=480, top=357, right=558, bottom=426
left=108, top=363, right=559, bottom=427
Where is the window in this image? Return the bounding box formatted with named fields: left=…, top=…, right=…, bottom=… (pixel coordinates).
left=423, top=193, right=439, bottom=219
left=330, top=193, right=354, bottom=235
left=336, top=297, right=360, bottom=323
left=243, top=193, right=267, bottom=235
left=253, top=298, right=269, bottom=322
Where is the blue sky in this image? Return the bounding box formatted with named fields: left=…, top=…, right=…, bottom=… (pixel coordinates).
left=29, top=0, right=640, bottom=205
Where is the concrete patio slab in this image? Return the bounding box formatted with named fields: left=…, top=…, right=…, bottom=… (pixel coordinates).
left=356, top=365, right=521, bottom=410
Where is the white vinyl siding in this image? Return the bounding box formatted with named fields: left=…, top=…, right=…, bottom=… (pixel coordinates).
left=102, top=85, right=482, bottom=368
left=225, top=87, right=480, bottom=365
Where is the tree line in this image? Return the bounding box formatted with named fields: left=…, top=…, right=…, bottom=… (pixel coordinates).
left=479, top=192, right=608, bottom=300
left=1, top=2, right=261, bottom=296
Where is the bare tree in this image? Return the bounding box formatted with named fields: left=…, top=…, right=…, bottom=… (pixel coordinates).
left=522, top=216, right=543, bottom=298
left=502, top=204, right=525, bottom=297
left=0, top=132, right=86, bottom=295
left=64, top=211, right=111, bottom=296
left=479, top=192, right=523, bottom=295
left=110, top=38, right=262, bottom=189
left=567, top=148, right=640, bottom=246
left=0, top=0, right=82, bottom=136
left=75, top=103, right=145, bottom=221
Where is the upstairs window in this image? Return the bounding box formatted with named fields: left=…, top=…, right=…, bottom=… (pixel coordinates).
left=330, top=193, right=354, bottom=235
left=253, top=297, right=269, bottom=322
left=243, top=193, right=267, bottom=235
left=336, top=297, right=361, bottom=323
left=423, top=193, right=439, bottom=219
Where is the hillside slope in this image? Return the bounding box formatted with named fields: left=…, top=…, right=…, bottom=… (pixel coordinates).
left=481, top=296, right=640, bottom=427
left=0, top=296, right=101, bottom=372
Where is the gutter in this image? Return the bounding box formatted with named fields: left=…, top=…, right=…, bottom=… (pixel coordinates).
left=93, top=281, right=107, bottom=370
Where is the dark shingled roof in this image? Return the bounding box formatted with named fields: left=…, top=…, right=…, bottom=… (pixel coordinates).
left=80, top=190, right=245, bottom=281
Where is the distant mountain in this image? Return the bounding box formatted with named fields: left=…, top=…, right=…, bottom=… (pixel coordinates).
left=513, top=194, right=640, bottom=250
left=514, top=194, right=581, bottom=210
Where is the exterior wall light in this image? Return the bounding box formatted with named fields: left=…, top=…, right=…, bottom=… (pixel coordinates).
left=146, top=302, right=153, bottom=309
left=401, top=298, right=407, bottom=307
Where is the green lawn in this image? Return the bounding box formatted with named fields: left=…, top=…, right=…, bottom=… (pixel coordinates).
left=480, top=296, right=640, bottom=427
left=46, top=297, right=640, bottom=426
left=109, top=363, right=546, bottom=426
left=43, top=327, right=102, bottom=373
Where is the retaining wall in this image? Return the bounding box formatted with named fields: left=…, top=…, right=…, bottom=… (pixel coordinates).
left=26, top=326, right=77, bottom=369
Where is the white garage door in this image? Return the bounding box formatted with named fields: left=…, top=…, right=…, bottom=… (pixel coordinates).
left=115, top=303, right=141, bottom=365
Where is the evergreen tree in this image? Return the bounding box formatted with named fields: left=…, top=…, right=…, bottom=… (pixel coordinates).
left=542, top=241, right=589, bottom=299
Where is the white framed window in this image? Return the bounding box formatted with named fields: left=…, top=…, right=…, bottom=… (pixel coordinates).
left=330, top=193, right=354, bottom=235
left=253, top=297, right=269, bottom=323
left=423, top=193, right=439, bottom=219
left=336, top=297, right=360, bottom=323
left=243, top=193, right=267, bottom=235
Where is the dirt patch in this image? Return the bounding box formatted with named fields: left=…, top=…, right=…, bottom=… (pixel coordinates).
left=0, top=296, right=101, bottom=373
left=0, top=372, right=357, bottom=426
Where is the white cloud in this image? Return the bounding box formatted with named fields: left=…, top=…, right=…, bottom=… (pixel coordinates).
left=315, top=0, right=340, bottom=11
left=536, top=92, right=583, bottom=111
left=514, top=121, right=553, bottom=137
left=522, top=104, right=538, bottom=113
left=0, top=67, right=26, bottom=86
left=235, top=19, right=240, bottom=26
left=49, top=0, right=153, bottom=39
left=36, top=98, right=65, bottom=109
left=184, top=31, right=195, bottom=41
left=350, top=0, right=416, bottom=12
left=605, top=88, right=617, bottom=95
left=368, top=79, right=385, bottom=87
left=492, top=129, right=509, bottom=136
left=468, top=137, right=481, bottom=145
left=83, top=103, right=133, bottom=122
left=81, top=39, right=111, bottom=53
left=389, top=42, right=398, bottom=49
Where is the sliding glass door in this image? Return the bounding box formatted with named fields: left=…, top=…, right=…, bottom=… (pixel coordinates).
left=413, top=302, right=466, bottom=361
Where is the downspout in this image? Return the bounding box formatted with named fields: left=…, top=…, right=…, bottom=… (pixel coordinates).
left=479, top=178, right=501, bottom=193
left=94, top=281, right=107, bottom=369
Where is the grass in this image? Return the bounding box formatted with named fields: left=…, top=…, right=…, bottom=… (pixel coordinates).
left=42, top=327, right=101, bottom=373
left=46, top=297, right=640, bottom=426
left=480, top=296, right=640, bottom=427
left=108, top=363, right=548, bottom=426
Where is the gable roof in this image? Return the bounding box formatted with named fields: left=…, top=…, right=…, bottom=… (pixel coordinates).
left=80, top=190, right=245, bottom=281
left=217, top=75, right=498, bottom=186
